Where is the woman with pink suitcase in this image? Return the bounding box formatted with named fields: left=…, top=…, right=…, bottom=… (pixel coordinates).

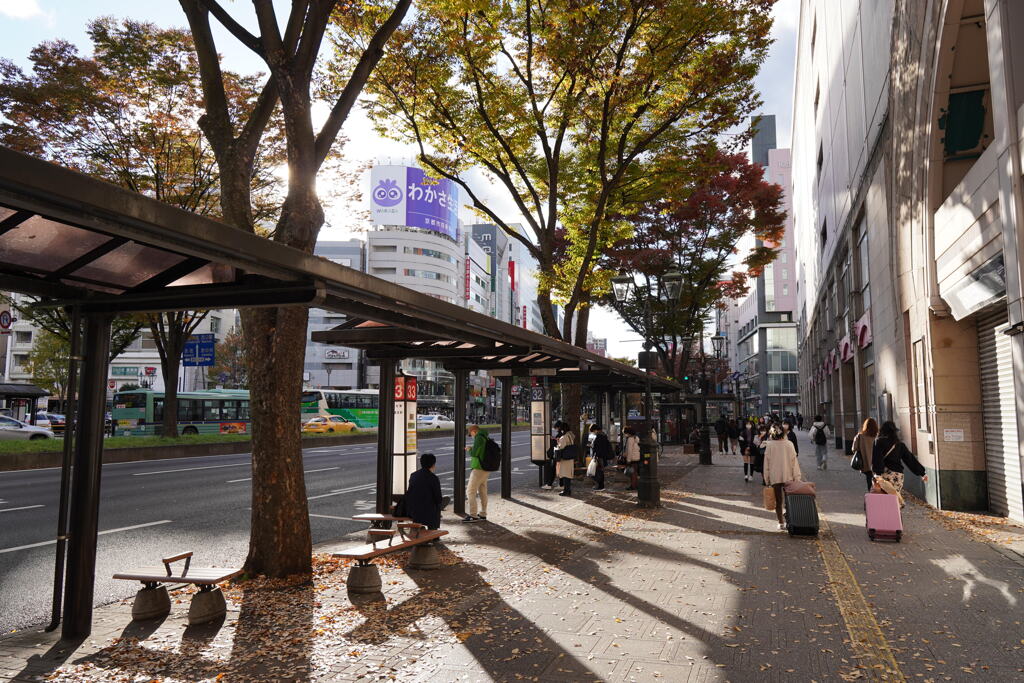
left=866, top=421, right=928, bottom=541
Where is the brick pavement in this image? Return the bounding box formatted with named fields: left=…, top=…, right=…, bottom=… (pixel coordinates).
left=1, top=431, right=1023, bottom=682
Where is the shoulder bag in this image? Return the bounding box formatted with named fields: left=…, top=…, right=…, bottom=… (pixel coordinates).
left=850, top=435, right=864, bottom=470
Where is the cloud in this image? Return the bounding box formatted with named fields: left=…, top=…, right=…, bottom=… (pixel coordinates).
left=0, top=0, right=54, bottom=25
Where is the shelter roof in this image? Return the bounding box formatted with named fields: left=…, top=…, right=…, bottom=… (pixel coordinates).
left=0, top=148, right=678, bottom=393
left=0, top=383, right=50, bottom=398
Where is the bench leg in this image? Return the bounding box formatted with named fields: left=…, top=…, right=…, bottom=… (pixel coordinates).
left=347, top=563, right=382, bottom=594
left=409, top=543, right=441, bottom=570
left=188, top=587, right=227, bottom=625
left=131, top=585, right=170, bottom=621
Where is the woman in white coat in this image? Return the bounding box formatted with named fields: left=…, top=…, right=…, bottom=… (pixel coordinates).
left=553, top=421, right=577, bottom=497
left=622, top=426, right=641, bottom=490
left=762, top=425, right=803, bottom=529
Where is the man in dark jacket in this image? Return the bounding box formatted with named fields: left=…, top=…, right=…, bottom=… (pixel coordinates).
left=589, top=424, right=613, bottom=491
left=404, top=453, right=448, bottom=530
left=714, top=417, right=729, bottom=453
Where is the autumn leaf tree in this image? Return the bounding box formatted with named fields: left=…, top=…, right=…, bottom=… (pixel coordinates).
left=177, top=0, right=411, bottom=578
left=601, top=149, right=785, bottom=380
left=0, top=18, right=283, bottom=438
left=0, top=298, right=144, bottom=363
left=26, top=331, right=73, bottom=406
left=208, top=326, right=249, bottom=389
left=341, top=0, right=774, bottom=345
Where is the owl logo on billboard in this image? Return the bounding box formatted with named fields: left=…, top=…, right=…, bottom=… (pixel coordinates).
left=372, top=178, right=403, bottom=207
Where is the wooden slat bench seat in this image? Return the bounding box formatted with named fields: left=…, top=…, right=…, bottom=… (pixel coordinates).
left=334, top=524, right=449, bottom=594
left=352, top=513, right=412, bottom=543
left=113, top=551, right=239, bottom=625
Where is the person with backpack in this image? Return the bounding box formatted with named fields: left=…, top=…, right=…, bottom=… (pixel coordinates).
left=872, top=420, right=927, bottom=501
left=851, top=418, right=878, bottom=490
left=809, top=415, right=831, bottom=470
left=589, top=424, right=613, bottom=491
left=553, top=420, right=577, bottom=497
left=463, top=424, right=492, bottom=522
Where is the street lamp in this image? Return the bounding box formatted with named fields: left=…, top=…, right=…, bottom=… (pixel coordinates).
left=611, top=270, right=684, bottom=509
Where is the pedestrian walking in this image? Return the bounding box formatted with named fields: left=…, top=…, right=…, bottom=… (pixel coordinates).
left=715, top=417, right=729, bottom=453
left=463, top=424, right=489, bottom=522
left=622, top=426, right=641, bottom=490
left=763, top=425, right=803, bottom=530
left=727, top=418, right=741, bottom=454
left=796, top=413, right=804, bottom=431
left=809, top=415, right=831, bottom=470
left=589, top=424, right=613, bottom=491
left=851, top=418, right=878, bottom=491
left=553, top=421, right=577, bottom=497
left=783, top=419, right=800, bottom=455
left=402, top=453, right=449, bottom=530
left=738, top=420, right=757, bottom=482
left=872, top=421, right=927, bottom=501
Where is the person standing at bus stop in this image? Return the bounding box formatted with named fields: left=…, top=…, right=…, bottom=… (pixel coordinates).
left=463, top=424, right=488, bottom=522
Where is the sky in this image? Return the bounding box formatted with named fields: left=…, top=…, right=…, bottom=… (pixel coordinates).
left=0, top=0, right=799, bottom=360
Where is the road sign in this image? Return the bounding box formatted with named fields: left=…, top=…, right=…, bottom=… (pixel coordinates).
left=0, top=310, right=13, bottom=335
left=182, top=333, right=215, bottom=367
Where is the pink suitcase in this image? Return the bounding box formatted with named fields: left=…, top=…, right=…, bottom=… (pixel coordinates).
left=865, top=493, right=902, bottom=542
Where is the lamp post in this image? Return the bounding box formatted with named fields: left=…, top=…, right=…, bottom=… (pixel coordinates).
left=612, top=270, right=683, bottom=508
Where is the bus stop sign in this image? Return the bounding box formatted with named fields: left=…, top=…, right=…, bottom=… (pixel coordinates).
left=182, top=333, right=215, bottom=366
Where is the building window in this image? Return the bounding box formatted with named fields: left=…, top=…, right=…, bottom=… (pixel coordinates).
left=13, top=353, right=29, bottom=370
left=373, top=245, right=397, bottom=253
left=781, top=268, right=788, bottom=280
left=14, top=330, right=31, bottom=344
left=404, top=246, right=457, bottom=263
left=373, top=267, right=397, bottom=275
left=764, top=263, right=776, bottom=312
left=210, top=316, right=221, bottom=334
left=782, top=284, right=789, bottom=296
left=404, top=269, right=453, bottom=284
left=780, top=252, right=787, bottom=264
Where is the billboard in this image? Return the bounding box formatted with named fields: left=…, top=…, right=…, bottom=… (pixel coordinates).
left=370, top=165, right=459, bottom=241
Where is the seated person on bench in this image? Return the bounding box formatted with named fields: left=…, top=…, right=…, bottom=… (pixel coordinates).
left=402, top=452, right=449, bottom=530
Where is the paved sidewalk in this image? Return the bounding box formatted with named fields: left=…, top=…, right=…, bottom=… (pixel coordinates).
left=1, top=432, right=1023, bottom=681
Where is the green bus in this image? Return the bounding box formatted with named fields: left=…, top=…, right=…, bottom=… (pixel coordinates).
left=112, top=389, right=251, bottom=436
left=300, top=388, right=379, bottom=429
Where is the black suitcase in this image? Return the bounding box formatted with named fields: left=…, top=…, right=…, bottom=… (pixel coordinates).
left=785, top=493, right=819, bottom=536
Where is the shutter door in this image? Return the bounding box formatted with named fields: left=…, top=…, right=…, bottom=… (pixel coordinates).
left=977, top=308, right=1022, bottom=521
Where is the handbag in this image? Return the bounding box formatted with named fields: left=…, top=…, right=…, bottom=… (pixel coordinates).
left=784, top=480, right=816, bottom=496
left=586, top=458, right=598, bottom=478
left=762, top=486, right=776, bottom=511
left=850, top=450, right=863, bottom=470
left=558, top=443, right=578, bottom=460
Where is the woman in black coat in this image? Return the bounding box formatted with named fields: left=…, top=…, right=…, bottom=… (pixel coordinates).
left=871, top=421, right=927, bottom=498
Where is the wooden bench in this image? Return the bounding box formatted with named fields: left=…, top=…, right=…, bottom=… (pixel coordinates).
left=113, top=551, right=240, bottom=625
left=333, top=521, right=448, bottom=594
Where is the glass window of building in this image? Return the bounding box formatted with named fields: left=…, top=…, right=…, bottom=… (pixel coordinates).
left=373, top=245, right=397, bottom=253
left=764, top=263, right=776, bottom=312
left=14, top=330, right=31, bottom=344
left=210, top=316, right=220, bottom=334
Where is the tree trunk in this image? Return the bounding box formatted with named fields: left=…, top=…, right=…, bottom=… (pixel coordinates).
left=161, top=353, right=181, bottom=438
left=241, top=304, right=313, bottom=578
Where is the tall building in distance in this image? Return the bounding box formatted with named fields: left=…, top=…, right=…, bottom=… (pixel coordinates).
left=304, top=240, right=365, bottom=390
left=791, top=0, right=1024, bottom=519
left=722, top=115, right=799, bottom=417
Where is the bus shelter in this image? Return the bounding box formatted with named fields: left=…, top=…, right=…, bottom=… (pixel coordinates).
left=0, top=147, right=677, bottom=639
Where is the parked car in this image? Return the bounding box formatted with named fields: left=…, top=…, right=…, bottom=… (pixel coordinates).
left=417, top=414, right=456, bottom=431
left=0, top=415, right=54, bottom=440
left=35, top=412, right=66, bottom=435
left=302, top=415, right=358, bottom=434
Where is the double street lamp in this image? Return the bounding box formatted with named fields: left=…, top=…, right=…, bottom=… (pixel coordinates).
left=611, top=270, right=684, bottom=508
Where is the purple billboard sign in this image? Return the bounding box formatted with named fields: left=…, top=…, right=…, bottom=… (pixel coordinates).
left=370, top=165, right=459, bottom=241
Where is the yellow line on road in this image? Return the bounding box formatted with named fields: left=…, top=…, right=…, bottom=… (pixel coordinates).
left=817, top=515, right=906, bottom=682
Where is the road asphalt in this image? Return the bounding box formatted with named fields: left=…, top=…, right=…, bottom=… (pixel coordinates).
left=0, top=430, right=535, bottom=634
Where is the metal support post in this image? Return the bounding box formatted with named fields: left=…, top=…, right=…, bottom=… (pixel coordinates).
left=375, top=361, right=396, bottom=515
left=698, top=394, right=713, bottom=465
left=637, top=375, right=661, bottom=508
left=61, top=314, right=111, bottom=640
left=453, top=369, right=468, bottom=515
left=500, top=377, right=513, bottom=499
left=47, top=306, right=81, bottom=632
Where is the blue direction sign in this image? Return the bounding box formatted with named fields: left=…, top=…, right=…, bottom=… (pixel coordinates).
left=182, top=333, right=215, bottom=367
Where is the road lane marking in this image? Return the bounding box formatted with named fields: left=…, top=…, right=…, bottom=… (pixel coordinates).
left=228, top=466, right=339, bottom=483
left=817, top=515, right=906, bottom=681
left=0, top=505, right=44, bottom=513
left=0, top=520, right=172, bottom=554
left=133, top=463, right=249, bottom=476
left=308, top=483, right=375, bottom=500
